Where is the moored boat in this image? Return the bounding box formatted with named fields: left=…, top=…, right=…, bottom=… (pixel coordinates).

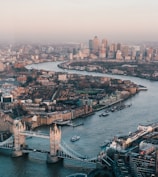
left=53, top=119, right=71, bottom=125
left=66, top=173, right=87, bottom=177
left=102, top=113, right=109, bottom=117
left=99, top=113, right=109, bottom=117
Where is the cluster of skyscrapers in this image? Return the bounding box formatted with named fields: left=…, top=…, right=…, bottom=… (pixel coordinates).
left=88, top=36, right=158, bottom=61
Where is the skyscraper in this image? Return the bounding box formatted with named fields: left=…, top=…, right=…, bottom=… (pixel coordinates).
left=109, top=43, right=116, bottom=52
left=92, top=36, right=100, bottom=54
left=89, top=39, right=93, bottom=52
left=116, top=43, right=121, bottom=51
left=122, top=45, right=129, bottom=59
left=102, top=39, right=108, bottom=49
left=99, top=44, right=106, bottom=58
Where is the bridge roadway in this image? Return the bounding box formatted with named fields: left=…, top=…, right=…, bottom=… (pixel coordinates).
left=0, top=133, right=97, bottom=161
left=20, top=131, right=98, bottom=163
left=19, top=131, right=50, bottom=139
left=23, top=145, right=98, bottom=166
left=20, top=131, right=99, bottom=164
left=0, top=131, right=112, bottom=169
left=22, top=147, right=49, bottom=154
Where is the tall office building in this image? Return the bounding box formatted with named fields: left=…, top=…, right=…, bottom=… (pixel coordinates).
left=109, top=43, right=116, bottom=52
left=116, top=50, right=122, bottom=60
left=122, top=45, right=129, bottom=59
left=101, top=39, right=108, bottom=57
left=102, top=39, right=108, bottom=49
left=89, top=39, right=93, bottom=52
left=92, top=36, right=100, bottom=54
left=146, top=47, right=153, bottom=61
left=99, top=44, right=106, bottom=58
left=116, top=43, right=121, bottom=51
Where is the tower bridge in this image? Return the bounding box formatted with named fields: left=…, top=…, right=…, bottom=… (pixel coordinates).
left=0, top=120, right=110, bottom=169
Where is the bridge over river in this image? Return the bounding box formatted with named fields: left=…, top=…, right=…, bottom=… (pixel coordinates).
left=0, top=120, right=112, bottom=170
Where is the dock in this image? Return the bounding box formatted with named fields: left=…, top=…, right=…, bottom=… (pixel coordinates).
left=95, top=99, right=124, bottom=111
left=67, top=122, right=84, bottom=127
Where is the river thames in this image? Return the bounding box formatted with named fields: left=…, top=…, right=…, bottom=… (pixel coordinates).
left=1, top=61, right=158, bottom=177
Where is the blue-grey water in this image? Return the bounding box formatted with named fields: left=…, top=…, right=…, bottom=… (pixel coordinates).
left=1, top=61, right=158, bottom=177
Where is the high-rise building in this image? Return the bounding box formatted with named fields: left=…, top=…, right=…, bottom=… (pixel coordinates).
left=89, top=39, right=93, bottom=52
left=99, top=44, right=106, bottom=58
left=116, top=50, right=122, bottom=60
left=116, top=43, right=121, bottom=51
left=102, top=39, right=108, bottom=49
left=92, top=36, right=100, bottom=54
left=146, top=47, right=153, bottom=61
left=109, top=43, right=116, bottom=52
left=131, top=47, right=136, bottom=60
left=101, top=39, right=108, bottom=57
left=122, top=45, right=129, bottom=59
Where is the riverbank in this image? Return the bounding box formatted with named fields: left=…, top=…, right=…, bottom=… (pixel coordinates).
left=24, top=61, right=147, bottom=130
left=94, top=99, right=124, bottom=111
left=57, top=60, right=158, bottom=81
left=3, top=61, right=158, bottom=177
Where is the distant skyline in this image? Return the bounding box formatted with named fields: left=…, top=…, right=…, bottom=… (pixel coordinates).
left=0, top=0, right=158, bottom=43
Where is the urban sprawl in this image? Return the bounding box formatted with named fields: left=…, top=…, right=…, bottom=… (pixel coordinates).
left=0, top=37, right=158, bottom=176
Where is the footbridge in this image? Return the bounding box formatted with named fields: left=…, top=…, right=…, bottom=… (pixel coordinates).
left=20, top=131, right=50, bottom=139
left=0, top=120, right=111, bottom=169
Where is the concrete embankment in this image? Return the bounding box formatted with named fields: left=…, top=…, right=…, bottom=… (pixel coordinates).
left=94, top=99, right=124, bottom=111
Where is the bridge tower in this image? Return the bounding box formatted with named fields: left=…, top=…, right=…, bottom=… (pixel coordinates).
left=12, top=120, right=26, bottom=157
left=47, top=124, right=61, bottom=163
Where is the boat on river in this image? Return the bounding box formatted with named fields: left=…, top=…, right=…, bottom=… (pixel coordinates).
left=53, top=119, right=71, bottom=126
left=66, top=173, right=87, bottom=177
left=99, top=113, right=109, bottom=117
left=70, top=135, right=80, bottom=142
left=67, top=121, right=84, bottom=127
left=102, top=113, right=109, bottom=117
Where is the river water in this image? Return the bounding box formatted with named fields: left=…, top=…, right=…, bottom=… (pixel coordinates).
left=1, top=61, right=158, bottom=177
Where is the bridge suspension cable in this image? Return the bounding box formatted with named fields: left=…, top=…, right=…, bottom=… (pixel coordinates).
left=0, top=136, right=14, bottom=149
left=59, top=140, right=97, bottom=162
left=60, top=141, right=85, bottom=160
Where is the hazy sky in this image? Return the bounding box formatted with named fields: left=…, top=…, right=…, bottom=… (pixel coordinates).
left=0, top=0, right=158, bottom=42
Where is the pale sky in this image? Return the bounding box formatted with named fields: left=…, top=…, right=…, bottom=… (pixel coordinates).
left=0, top=0, right=158, bottom=42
